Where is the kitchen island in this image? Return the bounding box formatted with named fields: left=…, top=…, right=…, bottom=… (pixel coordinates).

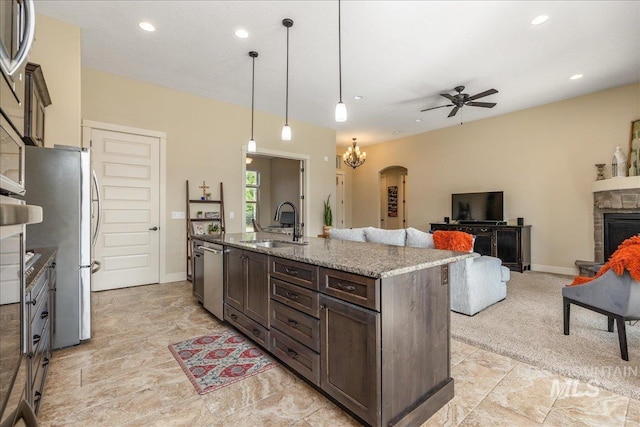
left=196, top=232, right=473, bottom=427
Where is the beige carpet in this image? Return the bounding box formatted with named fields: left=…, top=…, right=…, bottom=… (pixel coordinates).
left=451, top=271, right=640, bottom=400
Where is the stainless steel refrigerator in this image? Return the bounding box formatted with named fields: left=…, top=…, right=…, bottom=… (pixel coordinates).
left=24, top=145, right=100, bottom=349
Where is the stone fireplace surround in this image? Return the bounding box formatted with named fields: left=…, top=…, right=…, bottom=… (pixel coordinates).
left=593, top=177, right=640, bottom=263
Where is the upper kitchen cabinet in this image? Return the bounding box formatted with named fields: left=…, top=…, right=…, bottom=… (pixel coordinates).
left=23, top=63, right=51, bottom=146
left=1, top=0, right=37, bottom=137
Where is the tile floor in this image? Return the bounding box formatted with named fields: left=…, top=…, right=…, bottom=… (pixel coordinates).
left=38, top=281, right=639, bottom=426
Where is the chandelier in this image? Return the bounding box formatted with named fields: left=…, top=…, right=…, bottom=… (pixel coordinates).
left=343, top=138, right=366, bottom=169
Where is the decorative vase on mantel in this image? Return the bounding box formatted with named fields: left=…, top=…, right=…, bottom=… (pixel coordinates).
left=611, top=145, right=627, bottom=178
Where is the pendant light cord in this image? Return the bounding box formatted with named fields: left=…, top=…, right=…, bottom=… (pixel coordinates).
left=251, top=55, right=255, bottom=139
left=338, top=0, right=343, bottom=103
left=285, top=25, right=290, bottom=125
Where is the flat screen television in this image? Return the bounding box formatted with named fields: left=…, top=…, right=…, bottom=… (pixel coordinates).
left=451, top=191, right=504, bottom=223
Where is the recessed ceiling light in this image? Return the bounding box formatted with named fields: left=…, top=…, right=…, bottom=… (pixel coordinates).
left=415, top=118, right=422, bottom=122
left=531, top=15, right=549, bottom=26
left=354, top=95, right=363, bottom=100
left=235, top=29, right=249, bottom=39
left=139, top=22, right=155, bottom=32
left=570, top=74, right=583, bottom=80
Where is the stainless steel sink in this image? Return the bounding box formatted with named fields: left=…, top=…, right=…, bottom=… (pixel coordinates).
left=241, top=239, right=308, bottom=248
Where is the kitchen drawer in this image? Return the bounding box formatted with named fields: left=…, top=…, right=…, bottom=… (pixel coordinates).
left=28, top=269, right=49, bottom=318
left=271, top=257, right=318, bottom=290
left=224, top=303, right=269, bottom=349
left=30, top=322, right=49, bottom=388
left=320, top=268, right=379, bottom=311
left=269, top=328, right=320, bottom=386
left=29, top=294, right=49, bottom=350
left=270, top=278, right=319, bottom=318
left=30, top=324, right=50, bottom=414
left=270, top=300, right=319, bottom=352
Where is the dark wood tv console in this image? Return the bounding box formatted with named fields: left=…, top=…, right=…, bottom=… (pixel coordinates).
left=430, top=223, right=531, bottom=272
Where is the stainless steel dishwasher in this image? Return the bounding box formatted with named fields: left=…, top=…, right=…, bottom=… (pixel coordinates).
left=199, top=242, right=224, bottom=321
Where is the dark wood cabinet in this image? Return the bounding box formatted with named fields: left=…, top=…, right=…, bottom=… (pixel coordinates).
left=244, top=251, right=269, bottom=326
left=24, top=63, right=51, bottom=147
left=225, top=248, right=454, bottom=427
left=430, top=223, right=532, bottom=272
left=224, top=247, right=245, bottom=311
left=320, top=294, right=380, bottom=425
left=224, top=248, right=270, bottom=347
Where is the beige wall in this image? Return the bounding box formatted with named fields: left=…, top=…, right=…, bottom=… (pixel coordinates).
left=335, top=154, right=354, bottom=228
left=350, top=83, right=640, bottom=274
left=270, top=157, right=300, bottom=220
left=30, top=14, right=81, bottom=147
left=81, top=68, right=336, bottom=278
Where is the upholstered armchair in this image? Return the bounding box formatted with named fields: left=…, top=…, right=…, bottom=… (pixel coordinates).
left=448, top=253, right=510, bottom=316
left=563, top=269, right=640, bottom=361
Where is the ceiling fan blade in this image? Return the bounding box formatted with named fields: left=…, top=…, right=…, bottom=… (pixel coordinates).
left=467, top=89, right=498, bottom=101
left=440, top=93, right=455, bottom=101
left=448, top=106, right=460, bottom=118
left=420, top=104, right=453, bottom=112
left=466, top=101, right=496, bottom=108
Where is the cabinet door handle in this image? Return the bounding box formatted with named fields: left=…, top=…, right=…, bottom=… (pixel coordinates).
left=29, top=298, right=37, bottom=306
left=252, top=328, right=261, bottom=336
left=287, top=319, right=299, bottom=328
left=42, top=358, right=50, bottom=367
left=284, top=267, right=298, bottom=276
left=336, top=283, right=356, bottom=292
left=285, top=291, right=299, bottom=301
left=230, top=314, right=238, bottom=320
left=287, top=349, right=299, bottom=359
left=319, top=304, right=325, bottom=310
left=33, top=334, right=41, bottom=345
left=40, top=310, right=48, bottom=319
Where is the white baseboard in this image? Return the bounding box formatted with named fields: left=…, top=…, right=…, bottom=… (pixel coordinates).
left=162, top=272, right=188, bottom=283
left=530, top=264, right=578, bottom=276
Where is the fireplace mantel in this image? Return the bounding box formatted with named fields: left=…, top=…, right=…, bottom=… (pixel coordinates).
left=593, top=176, right=640, bottom=193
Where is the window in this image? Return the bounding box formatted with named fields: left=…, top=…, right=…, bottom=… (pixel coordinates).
left=245, top=170, right=260, bottom=232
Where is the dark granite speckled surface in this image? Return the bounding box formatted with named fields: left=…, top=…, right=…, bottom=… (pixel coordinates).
left=194, top=232, right=473, bottom=278
left=25, top=247, right=57, bottom=293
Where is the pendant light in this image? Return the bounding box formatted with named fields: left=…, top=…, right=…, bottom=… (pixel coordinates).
left=281, top=19, right=294, bottom=141
left=248, top=51, right=258, bottom=153
left=335, top=0, right=347, bottom=122
left=336, top=0, right=347, bottom=122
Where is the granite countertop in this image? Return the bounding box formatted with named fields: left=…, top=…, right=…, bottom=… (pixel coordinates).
left=194, top=232, right=473, bottom=278
left=25, top=247, right=57, bottom=292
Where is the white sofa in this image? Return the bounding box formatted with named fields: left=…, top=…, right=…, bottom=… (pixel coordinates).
left=329, top=226, right=510, bottom=315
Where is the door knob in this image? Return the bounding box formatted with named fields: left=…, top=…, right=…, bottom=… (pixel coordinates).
left=149, top=226, right=158, bottom=231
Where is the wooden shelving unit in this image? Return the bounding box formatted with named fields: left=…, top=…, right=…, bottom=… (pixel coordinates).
left=186, top=180, right=225, bottom=281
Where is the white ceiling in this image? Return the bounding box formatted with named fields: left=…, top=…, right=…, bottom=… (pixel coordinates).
left=35, top=1, right=640, bottom=147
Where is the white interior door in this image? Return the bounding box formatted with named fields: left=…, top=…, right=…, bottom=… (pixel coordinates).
left=90, top=128, right=160, bottom=291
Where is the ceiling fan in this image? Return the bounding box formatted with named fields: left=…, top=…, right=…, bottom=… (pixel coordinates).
left=421, top=86, right=498, bottom=118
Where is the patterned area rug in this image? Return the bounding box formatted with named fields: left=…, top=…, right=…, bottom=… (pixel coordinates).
left=168, top=331, right=278, bottom=395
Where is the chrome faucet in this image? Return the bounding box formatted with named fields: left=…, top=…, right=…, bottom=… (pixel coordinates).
left=274, top=201, right=300, bottom=241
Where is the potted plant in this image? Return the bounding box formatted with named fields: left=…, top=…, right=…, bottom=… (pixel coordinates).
left=208, top=223, right=221, bottom=234
left=196, top=210, right=203, bottom=219
left=323, top=195, right=333, bottom=237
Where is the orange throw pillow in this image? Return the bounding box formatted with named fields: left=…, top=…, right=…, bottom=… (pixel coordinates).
left=433, top=230, right=474, bottom=253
